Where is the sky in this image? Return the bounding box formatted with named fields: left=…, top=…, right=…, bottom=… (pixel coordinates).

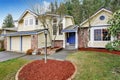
left=0, top=0, right=62, bottom=27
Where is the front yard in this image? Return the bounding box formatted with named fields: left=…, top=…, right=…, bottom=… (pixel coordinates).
left=67, top=51, right=120, bottom=80
left=0, top=51, right=120, bottom=80
left=0, top=59, right=29, bottom=80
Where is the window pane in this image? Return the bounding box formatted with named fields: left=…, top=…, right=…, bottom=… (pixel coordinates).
left=36, top=19, right=38, bottom=25
left=102, top=29, right=111, bottom=41
left=59, top=23, right=63, bottom=35
left=94, top=29, right=102, bottom=41
left=29, top=19, right=33, bottom=25
left=53, top=24, right=57, bottom=35
left=25, top=20, right=28, bottom=26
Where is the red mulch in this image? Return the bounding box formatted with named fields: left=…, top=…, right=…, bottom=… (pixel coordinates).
left=79, top=48, right=120, bottom=55
left=18, top=59, right=75, bottom=80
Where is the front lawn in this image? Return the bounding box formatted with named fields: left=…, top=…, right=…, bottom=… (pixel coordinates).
left=0, top=59, right=29, bottom=80
left=67, top=51, right=120, bottom=80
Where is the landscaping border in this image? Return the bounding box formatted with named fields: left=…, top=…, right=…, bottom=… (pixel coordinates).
left=15, top=59, right=77, bottom=80
left=79, top=48, right=120, bottom=55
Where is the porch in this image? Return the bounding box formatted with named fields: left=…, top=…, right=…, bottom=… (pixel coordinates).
left=62, top=25, right=78, bottom=49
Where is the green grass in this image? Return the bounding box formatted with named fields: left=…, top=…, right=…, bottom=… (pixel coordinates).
left=67, top=51, right=120, bottom=80
left=0, top=58, right=29, bottom=80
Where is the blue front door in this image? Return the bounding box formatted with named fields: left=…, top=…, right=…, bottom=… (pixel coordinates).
left=67, top=32, right=75, bottom=44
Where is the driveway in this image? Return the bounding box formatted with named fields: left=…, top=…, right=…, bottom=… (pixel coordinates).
left=0, top=51, right=25, bottom=62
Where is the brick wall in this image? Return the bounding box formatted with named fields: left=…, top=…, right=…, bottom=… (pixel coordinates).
left=31, top=35, right=38, bottom=50
left=4, top=37, right=7, bottom=50
left=53, top=40, right=63, bottom=48
left=78, top=28, right=89, bottom=48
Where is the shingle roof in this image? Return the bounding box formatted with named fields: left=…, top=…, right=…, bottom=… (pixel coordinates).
left=1, top=29, right=47, bottom=36
left=62, top=25, right=78, bottom=32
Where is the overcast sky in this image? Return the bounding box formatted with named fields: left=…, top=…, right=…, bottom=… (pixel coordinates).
left=0, top=0, right=62, bottom=27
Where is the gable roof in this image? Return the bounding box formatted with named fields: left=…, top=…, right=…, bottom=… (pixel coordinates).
left=80, top=8, right=113, bottom=27
left=18, top=9, right=38, bottom=22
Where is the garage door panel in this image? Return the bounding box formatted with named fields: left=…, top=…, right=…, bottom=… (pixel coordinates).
left=22, top=36, right=31, bottom=52
left=11, top=37, right=20, bottom=51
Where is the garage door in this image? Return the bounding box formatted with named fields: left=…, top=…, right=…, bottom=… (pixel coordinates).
left=22, top=36, right=31, bottom=52
left=11, top=36, right=20, bottom=51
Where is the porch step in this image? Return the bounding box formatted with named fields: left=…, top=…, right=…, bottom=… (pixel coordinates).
left=65, top=45, right=77, bottom=50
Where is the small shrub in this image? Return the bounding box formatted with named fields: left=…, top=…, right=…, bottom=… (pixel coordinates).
left=105, top=40, right=120, bottom=51
left=26, top=49, right=34, bottom=55
left=0, top=48, right=5, bottom=51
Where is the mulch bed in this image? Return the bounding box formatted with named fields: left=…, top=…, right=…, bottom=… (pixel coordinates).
left=18, top=59, right=75, bottom=80
left=79, top=48, right=120, bottom=55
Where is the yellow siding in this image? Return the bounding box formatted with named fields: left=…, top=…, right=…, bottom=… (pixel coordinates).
left=65, top=17, right=74, bottom=28
left=18, top=12, right=44, bottom=31
left=22, top=36, right=31, bottom=52
left=38, top=33, right=51, bottom=48
left=81, top=11, right=112, bottom=27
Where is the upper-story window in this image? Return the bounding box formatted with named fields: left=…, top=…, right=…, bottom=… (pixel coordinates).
left=25, top=19, right=28, bottom=26
left=35, top=19, right=38, bottom=25
left=59, top=23, right=63, bottom=35
left=29, top=19, right=33, bottom=25
left=53, top=18, right=57, bottom=35
left=94, top=29, right=111, bottom=41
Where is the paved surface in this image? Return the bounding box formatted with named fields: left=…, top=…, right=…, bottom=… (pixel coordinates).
left=0, top=51, right=25, bottom=62
left=21, top=55, right=44, bottom=60
left=0, top=49, right=77, bottom=62
left=48, top=49, right=77, bottom=60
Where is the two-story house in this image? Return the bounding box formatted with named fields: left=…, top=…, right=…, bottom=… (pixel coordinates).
left=3, top=10, right=77, bottom=53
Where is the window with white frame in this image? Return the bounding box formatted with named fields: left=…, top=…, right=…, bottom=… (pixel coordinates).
left=94, top=29, right=111, bottom=41
left=25, top=19, right=28, bottom=26
left=24, top=18, right=34, bottom=26
left=59, top=23, right=63, bottom=35
left=29, top=18, right=33, bottom=25
left=53, top=18, right=57, bottom=35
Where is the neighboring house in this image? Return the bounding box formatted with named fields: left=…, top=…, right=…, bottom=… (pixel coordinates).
left=0, top=28, right=17, bottom=48
left=3, top=10, right=75, bottom=52
left=78, top=8, right=114, bottom=48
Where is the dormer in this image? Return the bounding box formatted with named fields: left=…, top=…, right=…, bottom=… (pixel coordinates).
left=18, top=10, right=40, bottom=31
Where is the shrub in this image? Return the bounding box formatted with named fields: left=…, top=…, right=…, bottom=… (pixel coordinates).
left=105, top=40, right=120, bottom=51
left=26, top=49, right=34, bottom=55
left=0, top=48, right=5, bottom=51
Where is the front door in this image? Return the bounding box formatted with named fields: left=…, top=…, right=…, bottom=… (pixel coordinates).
left=67, top=32, right=75, bottom=44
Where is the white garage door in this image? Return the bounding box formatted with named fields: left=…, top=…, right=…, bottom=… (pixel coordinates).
left=22, top=36, right=31, bottom=52
left=11, top=36, right=20, bottom=51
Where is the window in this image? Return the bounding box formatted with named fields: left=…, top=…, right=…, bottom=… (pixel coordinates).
left=100, top=15, right=105, bottom=20
left=59, top=23, right=63, bottom=35
left=29, top=19, right=33, bottom=25
left=35, top=19, right=38, bottom=25
left=53, top=24, right=57, bottom=35
left=94, top=29, right=111, bottom=41
left=53, top=18, right=57, bottom=35
left=25, top=19, right=28, bottom=26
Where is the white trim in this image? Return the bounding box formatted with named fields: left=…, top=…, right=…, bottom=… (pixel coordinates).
left=75, top=31, right=78, bottom=48
left=91, top=26, right=113, bottom=42
left=80, top=8, right=112, bottom=27
left=18, top=10, right=38, bottom=22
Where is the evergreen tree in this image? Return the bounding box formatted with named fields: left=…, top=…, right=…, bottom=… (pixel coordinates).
left=2, top=14, right=14, bottom=28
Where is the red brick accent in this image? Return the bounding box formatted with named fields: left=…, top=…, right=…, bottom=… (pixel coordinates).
left=52, top=40, right=63, bottom=48
left=4, top=37, right=7, bottom=50
left=31, top=35, right=38, bottom=50
left=78, top=28, right=89, bottom=48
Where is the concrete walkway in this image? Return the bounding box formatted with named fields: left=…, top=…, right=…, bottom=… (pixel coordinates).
left=48, top=49, right=77, bottom=60
left=0, top=51, right=25, bottom=62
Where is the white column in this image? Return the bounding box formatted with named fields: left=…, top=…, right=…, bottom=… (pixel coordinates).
left=63, top=33, right=65, bottom=48
left=75, top=31, right=78, bottom=49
